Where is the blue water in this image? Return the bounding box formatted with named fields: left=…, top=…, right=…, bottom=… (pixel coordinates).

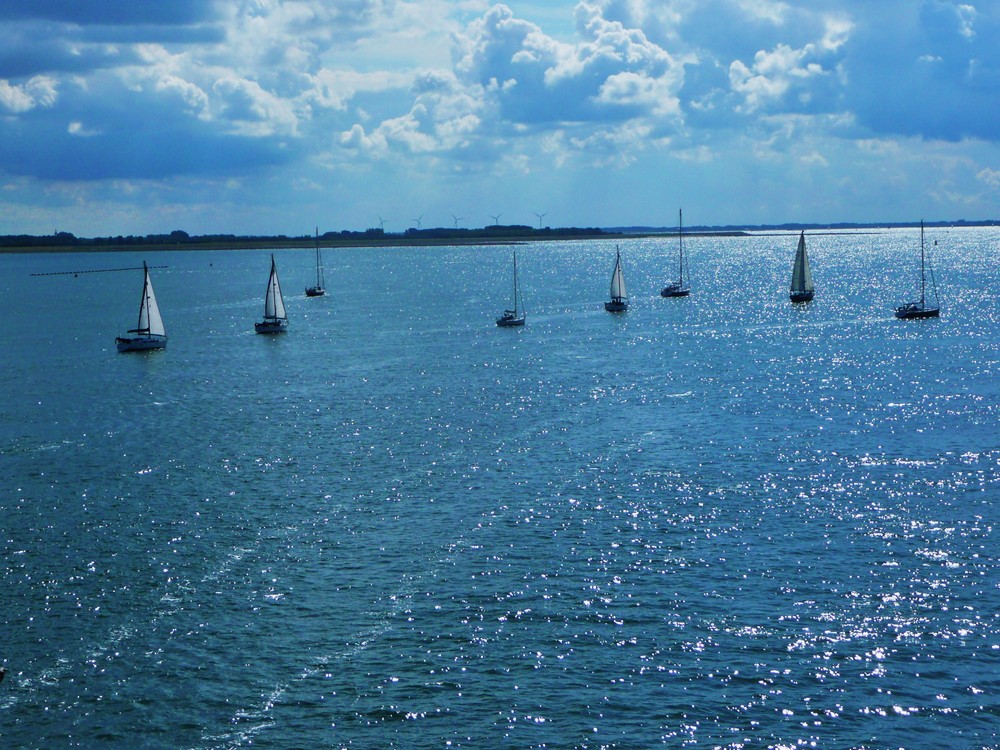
left=1, top=229, right=998, bottom=749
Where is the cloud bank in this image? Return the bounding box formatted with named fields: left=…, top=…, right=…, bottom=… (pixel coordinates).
left=0, top=0, right=998, bottom=234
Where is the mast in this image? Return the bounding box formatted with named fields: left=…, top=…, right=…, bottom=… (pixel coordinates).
left=919, top=220, right=926, bottom=307
left=315, top=227, right=324, bottom=288
left=128, top=261, right=165, bottom=337
left=512, top=251, right=519, bottom=315
left=678, top=209, right=684, bottom=286
left=610, top=247, right=626, bottom=302
left=264, top=254, right=286, bottom=321
left=137, top=261, right=150, bottom=333
left=790, top=232, right=814, bottom=295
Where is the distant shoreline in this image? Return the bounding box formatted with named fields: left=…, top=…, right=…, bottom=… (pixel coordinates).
left=1, top=221, right=993, bottom=254
left=0, top=229, right=718, bottom=254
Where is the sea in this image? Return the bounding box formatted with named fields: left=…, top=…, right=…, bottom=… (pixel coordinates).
left=1, top=227, right=998, bottom=749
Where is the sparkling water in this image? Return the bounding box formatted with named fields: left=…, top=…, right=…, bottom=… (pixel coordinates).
left=1, top=228, right=998, bottom=748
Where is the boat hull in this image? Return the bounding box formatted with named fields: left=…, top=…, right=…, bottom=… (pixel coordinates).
left=255, top=320, right=288, bottom=334
left=660, top=285, right=690, bottom=298
left=894, top=304, right=939, bottom=319
left=496, top=313, right=525, bottom=327
left=790, top=290, right=814, bottom=303
left=604, top=300, right=628, bottom=313
left=305, top=287, right=326, bottom=297
left=116, top=335, right=167, bottom=352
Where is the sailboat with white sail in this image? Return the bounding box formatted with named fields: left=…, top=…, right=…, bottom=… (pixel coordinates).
left=604, top=246, right=629, bottom=312
left=496, top=250, right=525, bottom=327
left=305, top=228, right=326, bottom=297
left=661, top=209, right=690, bottom=298
left=789, top=231, right=815, bottom=303
left=116, top=261, right=167, bottom=352
left=255, top=254, right=288, bottom=333
left=895, top=220, right=940, bottom=319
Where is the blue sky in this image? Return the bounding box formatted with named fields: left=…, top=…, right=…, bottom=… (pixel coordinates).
left=1, top=0, right=998, bottom=236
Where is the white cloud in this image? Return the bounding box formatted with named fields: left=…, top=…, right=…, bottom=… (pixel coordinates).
left=68, top=121, right=101, bottom=137
left=734, top=0, right=789, bottom=25
left=976, top=167, right=1000, bottom=190
left=4, top=0, right=1000, bottom=234
left=729, top=39, right=833, bottom=113
left=799, top=150, right=828, bottom=167
left=154, top=74, right=211, bottom=118
left=956, top=3, right=977, bottom=40
left=212, top=75, right=301, bottom=136
left=0, top=76, right=58, bottom=113
left=596, top=70, right=679, bottom=116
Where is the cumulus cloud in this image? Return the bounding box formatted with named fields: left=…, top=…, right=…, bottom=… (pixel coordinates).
left=212, top=75, right=301, bottom=136
left=2, top=0, right=1000, bottom=233
left=450, top=3, right=685, bottom=125
left=154, top=74, right=211, bottom=118
left=67, top=121, right=100, bottom=137
left=341, top=2, right=688, bottom=170
left=729, top=43, right=826, bottom=112
left=0, top=76, right=58, bottom=113
left=977, top=167, right=1000, bottom=190
left=340, top=69, right=487, bottom=159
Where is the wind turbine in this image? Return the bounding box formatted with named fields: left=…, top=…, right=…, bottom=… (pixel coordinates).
left=411, top=214, right=423, bottom=230
left=376, top=215, right=386, bottom=232
left=452, top=213, right=464, bottom=229
left=490, top=212, right=502, bottom=227
left=533, top=211, right=548, bottom=229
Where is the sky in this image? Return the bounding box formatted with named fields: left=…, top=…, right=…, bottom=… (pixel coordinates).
left=1, top=0, right=999, bottom=236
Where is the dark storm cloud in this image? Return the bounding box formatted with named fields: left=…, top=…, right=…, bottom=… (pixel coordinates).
left=0, top=77, right=295, bottom=181
left=0, top=1, right=217, bottom=26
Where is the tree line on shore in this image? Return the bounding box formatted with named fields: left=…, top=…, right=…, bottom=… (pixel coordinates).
left=0, top=225, right=614, bottom=250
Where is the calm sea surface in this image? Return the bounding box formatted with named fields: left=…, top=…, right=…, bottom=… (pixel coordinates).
left=1, top=229, right=998, bottom=749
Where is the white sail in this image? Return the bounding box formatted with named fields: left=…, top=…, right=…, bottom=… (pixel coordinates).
left=142, top=268, right=166, bottom=336
left=790, top=232, right=813, bottom=293
left=130, top=263, right=165, bottom=336
left=264, top=256, right=287, bottom=320
left=610, top=250, right=626, bottom=300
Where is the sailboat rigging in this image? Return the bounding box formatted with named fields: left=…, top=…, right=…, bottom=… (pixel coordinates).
left=605, top=246, right=629, bottom=312
left=895, top=221, right=940, bottom=319
left=305, top=228, right=326, bottom=297
left=661, top=209, right=690, bottom=298
left=496, top=251, right=526, bottom=327
left=255, top=254, right=289, bottom=333
left=789, top=231, right=815, bottom=303
left=116, top=261, right=167, bottom=352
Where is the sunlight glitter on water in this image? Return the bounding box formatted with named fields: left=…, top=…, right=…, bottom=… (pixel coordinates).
left=1, top=230, right=998, bottom=748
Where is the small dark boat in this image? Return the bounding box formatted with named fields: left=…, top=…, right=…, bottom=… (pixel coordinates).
left=305, top=228, right=326, bottom=297
left=895, top=221, right=940, bottom=319
left=661, top=209, right=690, bottom=298
left=496, top=250, right=526, bottom=327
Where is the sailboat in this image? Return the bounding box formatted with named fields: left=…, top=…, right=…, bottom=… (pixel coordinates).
left=305, top=228, right=326, bottom=297
left=255, top=254, right=288, bottom=333
left=895, top=220, right=940, bottom=319
left=789, top=231, right=815, bottom=303
left=496, top=250, right=526, bottom=327
left=604, top=246, right=629, bottom=312
left=660, top=209, right=690, bottom=297
left=116, top=261, right=167, bottom=352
